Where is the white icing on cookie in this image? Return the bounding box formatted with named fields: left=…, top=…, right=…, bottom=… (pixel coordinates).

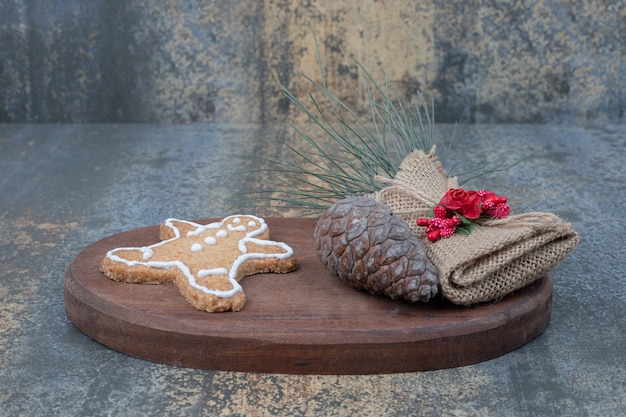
left=204, top=236, right=216, bottom=245
left=228, top=224, right=247, bottom=232
left=141, top=247, right=153, bottom=260
left=190, top=243, right=202, bottom=252
left=198, top=267, right=229, bottom=278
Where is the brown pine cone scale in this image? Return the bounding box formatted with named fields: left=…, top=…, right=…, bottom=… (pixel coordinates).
left=314, top=196, right=440, bottom=303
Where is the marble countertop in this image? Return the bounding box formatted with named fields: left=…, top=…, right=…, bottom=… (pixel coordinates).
left=1, top=123, right=624, bottom=416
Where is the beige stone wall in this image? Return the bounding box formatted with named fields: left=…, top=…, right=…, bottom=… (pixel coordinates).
left=1, top=0, right=623, bottom=124
left=262, top=1, right=437, bottom=122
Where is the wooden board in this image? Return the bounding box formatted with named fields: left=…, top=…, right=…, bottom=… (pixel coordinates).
left=64, top=218, right=552, bottom=374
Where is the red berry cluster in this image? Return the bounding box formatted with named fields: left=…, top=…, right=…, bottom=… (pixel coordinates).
left=478, top=189, right=511, bottom=219
left=417, top=207, right=462, bottom=242
left=417, top=189, right=511, bottom=242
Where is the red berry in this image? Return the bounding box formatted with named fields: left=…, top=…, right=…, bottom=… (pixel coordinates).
left=443, top=218, right=456, bottom=228
left=427, top=229, right=441, bottom=242
left=417, top=218, right=430, bottom=227
left=431, top=218, right=446, bottom=228
left=482, top=200, right=495, bottom=209
left=440, top=227, right=456, bottom=238
left=494, top=203, right=511, bottom=218
left=482, top=195, right=498, bottom=205
left=433, top=206, right=448, bottom=219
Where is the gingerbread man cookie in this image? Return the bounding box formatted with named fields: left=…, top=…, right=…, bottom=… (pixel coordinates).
left=100, top=215, right=298, bottom=312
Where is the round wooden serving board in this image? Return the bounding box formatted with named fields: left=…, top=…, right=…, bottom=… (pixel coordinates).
left=64, top=218, right=552, bottom=374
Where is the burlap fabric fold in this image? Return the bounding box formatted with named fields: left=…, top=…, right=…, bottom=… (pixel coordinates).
left=372, top=147, right=579, bottom=305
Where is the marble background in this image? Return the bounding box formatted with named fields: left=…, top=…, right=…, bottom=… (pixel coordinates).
left=1, top=0, right=624, bottom=124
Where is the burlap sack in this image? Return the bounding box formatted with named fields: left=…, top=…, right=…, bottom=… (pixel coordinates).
left=372, top=147, right=579, bottom=305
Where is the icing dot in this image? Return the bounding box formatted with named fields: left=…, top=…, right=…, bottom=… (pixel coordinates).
left=204, top=236, right=217, bottom=245
left=142, top=248, right=153, bottom=260
left=233, top=217, right=241, bottom=224
left=248, top=221, right=256, bottom=227
left=216, top=230, right=227, bottom=238
left=190, top=243, right=203, bottom=252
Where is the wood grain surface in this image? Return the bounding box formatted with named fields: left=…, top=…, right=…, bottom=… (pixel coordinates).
left=64, top=218, right=552, bottom=374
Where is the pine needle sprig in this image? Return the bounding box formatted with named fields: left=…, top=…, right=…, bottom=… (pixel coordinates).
left=231, top=45, right=526, bottom=216
left=247, top=44, right=441, bottom=214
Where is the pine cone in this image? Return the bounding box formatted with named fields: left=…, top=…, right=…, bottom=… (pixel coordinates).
left=314, top=196, right=440, bottom=302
